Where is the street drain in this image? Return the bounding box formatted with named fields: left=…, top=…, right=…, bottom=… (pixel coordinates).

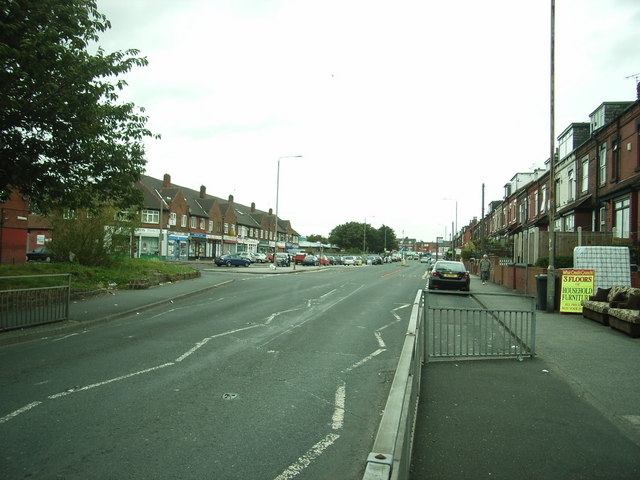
left=222, top=393, right=238, bottom=400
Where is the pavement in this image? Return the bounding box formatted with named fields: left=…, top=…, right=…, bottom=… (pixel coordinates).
left=3, top=266, right=640, bottom=479
left=411, top=278, right=640, bottom=480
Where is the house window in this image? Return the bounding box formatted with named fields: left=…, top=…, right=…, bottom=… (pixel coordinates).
left=614, top=198, right=630, bottom=238
left=224, top=223, right=229, bottom=234
left=141, top=209, right=159, bottom=224
left=564, top=215, right=575, bottom=232
left=558, top=130, right=573, bottom=160
left=554, top=218, right=562, bottom=232
left=200, top=218, right=205, bottom=230
left=567, top=168, right=574, bottom=202
left=208, top=220, right=213, bottom=232
left=598, top=144, right=607, bottom=186
left=581, top=156, right=589, bottom=192
left=541, top=185, right=547, bottom=214
left=599, top=206, right=606, bottom=232
left=534, top=191, right=539, bottom=216
left=181, top=215, right=187, bottom=227
left=168, top=212, right=176, bottom=226
left=611, top=137, right=619, bottom=182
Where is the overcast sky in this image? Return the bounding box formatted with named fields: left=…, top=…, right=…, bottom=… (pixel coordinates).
left=95, top=0, right=640, bottom=242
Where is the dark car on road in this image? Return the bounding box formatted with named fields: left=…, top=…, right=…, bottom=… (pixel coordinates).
left=214, top=253, right=251, bottom=267
left=427, top=260, right=470, bottom=291
left=26, top=246, right=53, bottom=262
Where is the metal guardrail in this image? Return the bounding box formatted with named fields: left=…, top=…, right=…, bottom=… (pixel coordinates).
left=424, top=291, right=536, bottom=360
left=0, top=274, right=71, bottom=331
left=363, top=290, right=424, bottom=480
left=363, top=289, right=536, bottom=480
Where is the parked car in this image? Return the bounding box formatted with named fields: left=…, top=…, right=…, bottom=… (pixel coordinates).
left=253, top=253, right=268, bottom=263
left=26, top=246, right=53, bottom=262
left=343, top=255, right=357, bottom=265
left=427, top=260, right=470, bottom=291
left=274, top=252, right=290, bottom=267
left=367, top=255, right=383, bottom=265
left=238, top=252, right=256, bottom=262
left=318, top=255, right=330, bottom=266
left=302, top=255, right=319, bottom=266
left=214, top=253, right=251, bottom=267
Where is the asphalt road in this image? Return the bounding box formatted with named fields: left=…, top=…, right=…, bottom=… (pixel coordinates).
left=0, top=262, right=427, bottom=479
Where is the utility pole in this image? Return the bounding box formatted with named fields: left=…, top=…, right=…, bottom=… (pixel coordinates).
left=481, top=183, right=485, bottom=254
left=546, top=0, right=557, bottom=312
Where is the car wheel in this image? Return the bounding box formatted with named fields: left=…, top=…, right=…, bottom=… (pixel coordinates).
left=45, top=256, right=51, bottom=263
left=243, top=262, right=249, bottom=267
left=226, top=261, right=232, bottom=267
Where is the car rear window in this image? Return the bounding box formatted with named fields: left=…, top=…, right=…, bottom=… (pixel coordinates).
left=436, top=262, right=466, bottom=272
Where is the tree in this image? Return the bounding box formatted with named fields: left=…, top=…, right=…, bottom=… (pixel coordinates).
left=0, top=0, right=157, bottom=213
left=48, top=205, right=139, bottom=266
left=329, top=222, right=364, bottom=251
left=306, top=234, right=327, bottom=244
left=328, top=222, right=399, bottom=253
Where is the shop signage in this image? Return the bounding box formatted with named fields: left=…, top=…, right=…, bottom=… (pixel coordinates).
left=559, top=269, right=595, bottom=313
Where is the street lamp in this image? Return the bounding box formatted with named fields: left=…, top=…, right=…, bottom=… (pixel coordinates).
left=275, top=155, right=302, bottom=262
left=363, top=216, right=375, bottom=254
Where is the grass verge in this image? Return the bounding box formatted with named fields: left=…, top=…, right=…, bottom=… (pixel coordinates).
left=0, top=258, right=199, bottom=294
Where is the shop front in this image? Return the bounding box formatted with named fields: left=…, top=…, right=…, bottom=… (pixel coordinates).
left=134, top=228, right=160, bottom=259
left=189, top=233, right=207, bottom=260
left=167, top=233, right=189, bottom=260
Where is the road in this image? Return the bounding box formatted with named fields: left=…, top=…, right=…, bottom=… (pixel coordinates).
left=0, top=261, right=427, bottom=479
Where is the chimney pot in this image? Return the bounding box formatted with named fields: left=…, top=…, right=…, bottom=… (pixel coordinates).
left=200, top=185, right=206, bottom=198
left=163, top=174, right=171, bottom=188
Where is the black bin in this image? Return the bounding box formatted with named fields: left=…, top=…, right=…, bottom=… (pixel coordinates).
left=535, top=274, right=547, bottom=310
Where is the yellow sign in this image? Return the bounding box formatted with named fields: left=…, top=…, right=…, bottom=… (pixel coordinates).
left=560, top=269, right=595, bottom=313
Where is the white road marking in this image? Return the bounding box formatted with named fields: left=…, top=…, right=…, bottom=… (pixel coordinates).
left=47, top=362, right=175, bottom=399
left=320, top=289, right=337, bottom=298
left=342, top=348, right=386, bottom=373
left=374, top=331, right=386, bottom=348
left=332, top=381, right=346, bottom=430
left=51, top=333, right=79, bottom=342
left=0, top=401, right=42, bottom=424
left=273, top=433, right=341, bottom=480
left=175, top=324, right=262, bottom=362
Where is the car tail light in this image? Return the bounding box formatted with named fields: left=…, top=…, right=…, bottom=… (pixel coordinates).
left=431, top=271, right=439, bottom=277
left=463, top=272, right=470, bottom=279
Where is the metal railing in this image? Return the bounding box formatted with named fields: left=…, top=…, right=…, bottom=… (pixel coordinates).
left=424, top=291, right=536, bottom=360
left=363, top=289, right=536, bottom=480
left=0, top=274, right=71, bottom=331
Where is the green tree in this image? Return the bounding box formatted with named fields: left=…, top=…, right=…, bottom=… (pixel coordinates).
left=306, top=234, right=327, bottom=243
left=376, top=225, right=398, bottom=252
left=0, top=0, right=157, bottom=212
left=329, top=222, right=365, bottom=251
left=48, top=205, right=138, bottom=266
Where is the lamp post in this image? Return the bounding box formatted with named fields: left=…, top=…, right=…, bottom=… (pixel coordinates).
left=275, top=155, right=302, bottom=263
left=443, top=197, right=458, bottom=253
left=363, top=216, right=375, bottom=254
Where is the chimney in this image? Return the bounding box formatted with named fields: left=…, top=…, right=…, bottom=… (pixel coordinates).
left=637, top=81, right=640, bottom=100
left=200, top=185, right=206, bottom=198
left=269, top=208, right=273, bottom=215
left=251, top=202, right=256, bottom=213
left=163, top=174, right=171, bottom=188
left=228, top=194, right=234, bottom=203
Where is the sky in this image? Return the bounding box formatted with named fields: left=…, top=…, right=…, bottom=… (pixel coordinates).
left=95, top=0, right=640, bottom=242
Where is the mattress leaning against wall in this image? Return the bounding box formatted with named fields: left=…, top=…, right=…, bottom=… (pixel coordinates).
left=573, top=246, right=631, bottom=290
